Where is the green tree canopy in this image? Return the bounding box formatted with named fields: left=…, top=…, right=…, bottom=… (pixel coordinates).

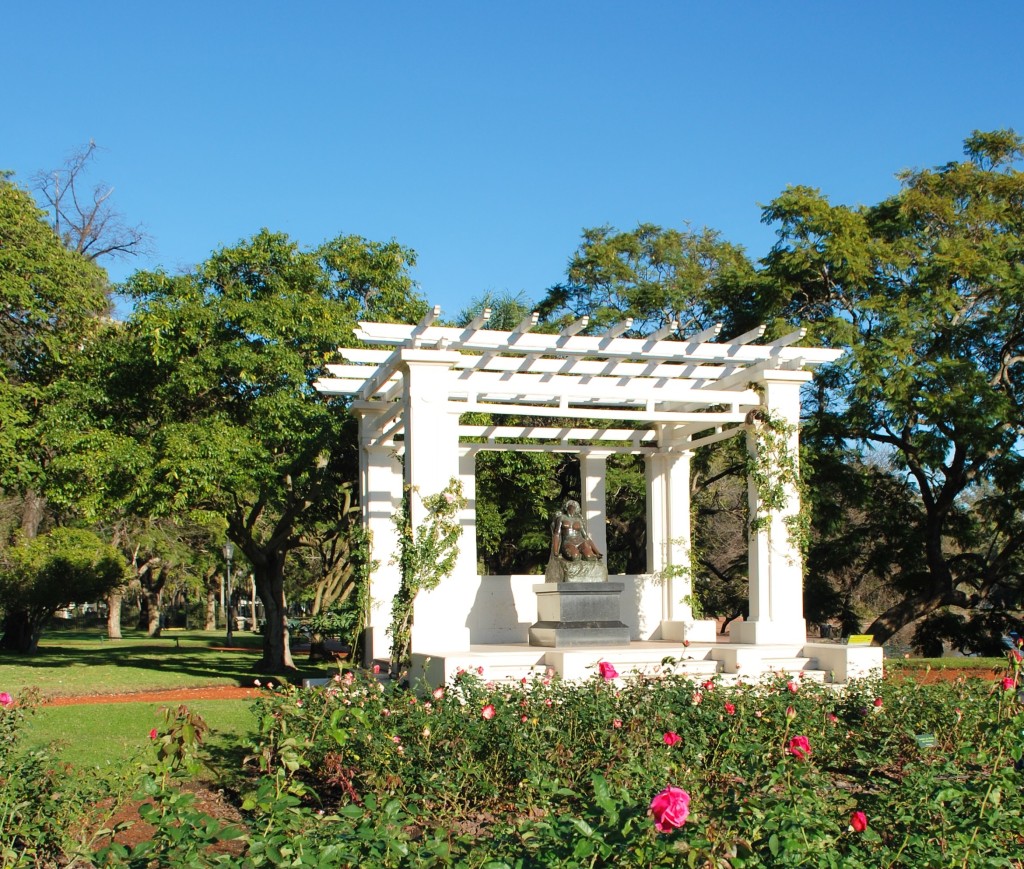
left=94, top=229, right=424, bottom=672
left=0, top=527, right=127, bottom=652
left=0, top=177, right=109, bottom=517
left=763, top=129, right=1024, bottom=644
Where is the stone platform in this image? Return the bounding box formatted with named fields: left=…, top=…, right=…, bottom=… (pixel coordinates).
left=528, top=581, right=630, bottom=647
left=410, top=639, right=884, bottom=690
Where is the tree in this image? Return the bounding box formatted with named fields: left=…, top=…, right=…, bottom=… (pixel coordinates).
left=0, top=176, right=109, bottom=539
left=0, top=527, right=127, bottom=652
left=538, top=222, right=764, bottom=336
left=762, top=130, right=1024, bottom=645
left=32, top=141, right=148, bottom=262
left=101, top=229, right=423, bottom=673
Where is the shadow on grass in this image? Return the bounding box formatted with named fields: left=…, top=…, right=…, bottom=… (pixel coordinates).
left=1, top=628, right=333, bottom=687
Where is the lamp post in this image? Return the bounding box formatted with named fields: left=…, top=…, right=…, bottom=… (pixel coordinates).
left=222, top=542, right=235, bottom=647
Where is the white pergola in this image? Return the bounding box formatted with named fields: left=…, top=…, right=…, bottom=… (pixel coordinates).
left=316, top=306, right=844, bottom=667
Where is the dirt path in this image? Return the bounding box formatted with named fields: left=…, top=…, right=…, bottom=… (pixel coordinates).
left=43, top=685, right=261, bottom=706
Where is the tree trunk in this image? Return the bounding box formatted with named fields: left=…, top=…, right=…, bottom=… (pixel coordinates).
left=0, top=610, right=41, bottom=653
left=865, top=586, right=970, bottom=646
left=205, top=587, right=218, bottom=631
left=146, top=588, right=162, bottom=637
left=137, top=593, right=150, bottom=631
left=19, top=490, right=47, bottom=540
left=106, top=590, right=123, bottom=639
left=253, top=552, right=296, bottom=674
left=136, top=564, right=167, bottom=637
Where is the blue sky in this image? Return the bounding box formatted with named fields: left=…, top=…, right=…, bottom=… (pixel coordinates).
left=4, top=1, right=1022, bottom=318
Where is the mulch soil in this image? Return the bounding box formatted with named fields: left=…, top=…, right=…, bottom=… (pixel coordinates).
left=44, top=686, right=261, bottom=706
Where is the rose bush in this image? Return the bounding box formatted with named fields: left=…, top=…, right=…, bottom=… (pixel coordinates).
left=5, top=646, right=1024, bottom=865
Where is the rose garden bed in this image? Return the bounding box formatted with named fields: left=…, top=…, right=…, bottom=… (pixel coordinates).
left=4, top=656, right=1024, bottom=866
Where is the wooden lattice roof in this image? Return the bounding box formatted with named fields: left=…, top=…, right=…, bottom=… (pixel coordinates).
left=315, top=306, right=843, bottom=451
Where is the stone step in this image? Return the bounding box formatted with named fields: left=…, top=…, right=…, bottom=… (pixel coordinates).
left=760, top=656, right=819, bottom=675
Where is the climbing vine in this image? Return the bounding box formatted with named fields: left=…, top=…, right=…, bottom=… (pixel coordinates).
left=388, top=478, right=466, bottom=677
left=744, top=408, right=810, bottom=558
left=656, top=536, right=707, bottom=619
left=342, top=524, right=376, bottom=667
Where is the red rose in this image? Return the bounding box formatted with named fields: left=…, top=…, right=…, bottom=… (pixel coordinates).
left=598, top=661, right=619, bottom=681
left=663, top=731, right=681, bottom=746
left=481, top=704, right=496, bottom=720
left=787, top=735, right=812, bottom=760
left=650, top=786, right=690, bottom=833
left=1001, top=676, right=1015, bottom=691
left=850, top=810, right=868, bottom=833
left=724, top=702, right=736, bottom=715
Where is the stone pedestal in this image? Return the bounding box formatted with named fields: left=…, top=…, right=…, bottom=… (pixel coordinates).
left=529, top=582, right=631, bottom=647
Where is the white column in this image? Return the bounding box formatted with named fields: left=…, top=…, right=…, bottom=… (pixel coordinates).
left=401, top=351, right=472, bottom=653
left=643, top=435, right=715, bottom=642
left=457, top=449, right=478, bottom=582
left=731, top=371, right=812, bottom=646
left=361, top=438, right=404, bottom=662
left=580, top=451, right=608, bottom=558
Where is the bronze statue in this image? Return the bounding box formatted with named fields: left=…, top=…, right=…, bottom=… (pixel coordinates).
left=551, top=499, right=603, bottom=561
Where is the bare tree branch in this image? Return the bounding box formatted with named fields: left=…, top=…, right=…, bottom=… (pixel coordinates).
left=32, top=141, right=150, bottom=262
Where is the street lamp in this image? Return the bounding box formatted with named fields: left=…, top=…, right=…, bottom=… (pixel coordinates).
left=222, top=542, right=235, bottom=647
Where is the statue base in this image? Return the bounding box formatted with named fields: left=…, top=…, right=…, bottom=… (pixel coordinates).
left=529, top=581, right=630, bottom=648
left=544, top=555, right=608, bottom=583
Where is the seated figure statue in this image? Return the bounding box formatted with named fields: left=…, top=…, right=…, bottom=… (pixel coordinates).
left=551, top=499, right=603, bottom=560
left=545, top=499, right=607, bottom=583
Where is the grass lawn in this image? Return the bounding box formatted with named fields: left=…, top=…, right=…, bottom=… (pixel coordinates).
left=1, top=626, right=335, bottom=775
left=25, top=700, right=256, bottom=771
left=884, top=655, right=1004, bottom=672
left=0, top=627, right=332, bottom=698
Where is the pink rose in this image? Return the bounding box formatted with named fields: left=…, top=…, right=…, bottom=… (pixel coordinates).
left=691, top=691, right=703, bottom=705
left=785, top=705, right=797, bottom=720
left=481, top=704, right=496, bottom=720
left=0, top=692, right=12, bottom=708
left=598, top=661, right=619, bottom=681
left=663, top=731, right=681, bottom=746
left=432, top=687, right=445, bottom=700
left=850, top=810, right=868, bottom=833
left=612, top=718, right=623, bottom=729
left=787, top=680, right=799, bottom=694
left=148, top=728, right=158, bottom=739
left=787, top=735, right=812, bottom=760
left=650, top=786, right=690, bottom=833
left=373, top=664, right=381, bottom=674
left=1001, top=676, right=1015, bottom=691
left=724, top=702, right=736, bottom=716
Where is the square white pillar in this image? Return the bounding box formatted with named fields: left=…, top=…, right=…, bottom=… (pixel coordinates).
left=731, top=372, right=812, bottom=646
left=361, top=440, right=403, bottom=662
left=645, top=438, right=716, bottom=643
left=580, top=452, right=608, bottom=558
left=401, top=353, right=472, bottom=653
